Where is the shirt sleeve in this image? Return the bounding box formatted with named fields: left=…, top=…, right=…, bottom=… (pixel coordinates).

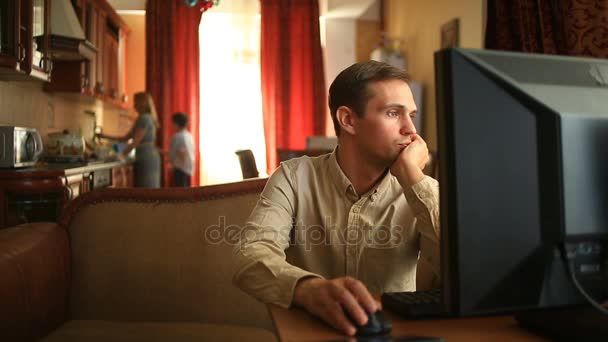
left=232, top=164, right=323, bottom=308
left=403, top=176, right=440, bottom=278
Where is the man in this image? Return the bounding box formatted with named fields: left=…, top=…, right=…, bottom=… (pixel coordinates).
left=232, top=61, right=439, bottom=336
left=169, top=112, right=195, bottom=187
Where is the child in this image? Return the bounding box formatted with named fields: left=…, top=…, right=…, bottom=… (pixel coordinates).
left=169, top=112, right=195, bottom=187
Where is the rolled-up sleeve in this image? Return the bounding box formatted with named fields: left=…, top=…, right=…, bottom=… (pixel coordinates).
left=232, top=165, right=323, bottom=308
left=403, top=176, right=440, bottom=277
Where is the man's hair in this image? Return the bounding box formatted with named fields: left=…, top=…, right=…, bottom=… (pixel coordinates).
left=172, top=112, right=189, bottom=129
left=328, top=60, right=410, bottom=135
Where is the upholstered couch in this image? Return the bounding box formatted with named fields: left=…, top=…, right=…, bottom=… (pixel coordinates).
left=0, top=178, right=277, bottom=341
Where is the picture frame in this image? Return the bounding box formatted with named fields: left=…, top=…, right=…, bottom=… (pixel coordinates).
left=441, top=18, right=460, bottom=49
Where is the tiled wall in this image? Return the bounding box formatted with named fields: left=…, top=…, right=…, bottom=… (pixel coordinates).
left=0, top=81, right=134, bottom=143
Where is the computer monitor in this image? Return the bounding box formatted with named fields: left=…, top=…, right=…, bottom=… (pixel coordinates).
left=435, top=48, right=608, bottom=317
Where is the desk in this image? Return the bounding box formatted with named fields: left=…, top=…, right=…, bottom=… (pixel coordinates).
left=269, top=305, right=551, bottom=342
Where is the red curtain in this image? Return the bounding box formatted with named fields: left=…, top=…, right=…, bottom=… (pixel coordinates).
left=146, top=0, right=202, bottom=186
left=260, top=0, right=326, bottom=173
left=486, top=0, right=608, bottom=57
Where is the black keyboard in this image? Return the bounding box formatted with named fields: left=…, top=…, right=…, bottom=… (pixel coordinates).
left=381, top=289, right=445, bottom=318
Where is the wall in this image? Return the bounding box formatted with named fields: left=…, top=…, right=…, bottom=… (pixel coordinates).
left=385, top=0, right=484, bottom=150
left=121, top=13, right=146, bottom=110
left=323, top=1, right=381, bottom=136
left=323, top=18, right=357, bottom=135
left=0, top=10, right=144, bottom=145
left=0, top=81, right=128, bottom=141
left=356, top=20, right=380, bottom=63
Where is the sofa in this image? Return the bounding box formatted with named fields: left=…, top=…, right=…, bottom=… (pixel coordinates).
left=0, top=178, right=277, bottom=341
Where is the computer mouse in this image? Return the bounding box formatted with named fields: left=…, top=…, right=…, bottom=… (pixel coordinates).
left=346, top=309, right=392, bottom=336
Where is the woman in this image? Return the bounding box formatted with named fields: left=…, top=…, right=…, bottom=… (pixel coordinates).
left=98, top=92, right=161, bottom=188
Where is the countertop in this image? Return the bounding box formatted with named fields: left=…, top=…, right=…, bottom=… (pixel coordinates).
left=0, top=159, right=135, bottom=179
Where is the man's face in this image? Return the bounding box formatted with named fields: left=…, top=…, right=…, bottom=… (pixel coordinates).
left=352, top=79, right=418, bottom=167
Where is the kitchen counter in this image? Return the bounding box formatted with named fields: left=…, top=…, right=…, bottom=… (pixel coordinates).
left=0, top=159, right=135, bottom=179
left=0, top=159, right=136, bottom=228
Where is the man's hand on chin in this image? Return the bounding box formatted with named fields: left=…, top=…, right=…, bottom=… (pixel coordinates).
left=390, top=134, right=429, bottom=188
left=293, top=276, right=381, bottom=336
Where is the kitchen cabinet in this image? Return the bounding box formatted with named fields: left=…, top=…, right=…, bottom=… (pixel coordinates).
left=44, top=0, right=129, bottom=108
left=111, top=164, right=133, bottom=188
left=0, top=0, right=52, bottom=81
left=103, top=29, right=118, bottom=100
left=0, top=161, right=133, bottom=229
left=64, top=172, right=91, bottom=200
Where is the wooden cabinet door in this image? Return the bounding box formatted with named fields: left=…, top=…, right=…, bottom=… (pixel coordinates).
left=111, top=166, right=124, bottom=187
left=111, top=165, right=134, bottom=188
left=0, top=1, right=22, bottom=71
left=28, top=0, right=52, bottom=80
left=81, top=172, right=92, bottom=193
left=103, top=31, right=118, bottom=98
left=125, top=165, right=134, bottom=187
left=64, top=174, right=85, bottom=201
left=95, top=10, right=106, bottom=95
left=86, top=0, right=97, bottom=92
left=0, top=0, right=50, bottom=81
left=19, top=0, right=51, bottom=81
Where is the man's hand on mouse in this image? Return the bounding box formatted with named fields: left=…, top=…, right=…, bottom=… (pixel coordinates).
left=293, top=276, right=381, bottom=336
left=390, top=134, right=429, bottom=188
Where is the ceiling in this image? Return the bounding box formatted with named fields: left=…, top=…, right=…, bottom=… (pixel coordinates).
left=323, top=0, right=378, bottom=19
left=106, top=0, right=145, bottom=11
left=105, top=0, right=379, bottom=19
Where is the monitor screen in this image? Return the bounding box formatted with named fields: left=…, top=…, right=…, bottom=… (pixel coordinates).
left=434, top=48, right=608, bottom=316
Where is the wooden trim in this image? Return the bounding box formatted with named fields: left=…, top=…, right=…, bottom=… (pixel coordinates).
left=95, top=0, right=130, bottom=32
left=0, top=178, right=65, bottom=192
left=59, top=178, right=268, bottom=228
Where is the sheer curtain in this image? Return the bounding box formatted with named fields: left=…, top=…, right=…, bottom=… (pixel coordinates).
left=199, top=0, right=266, bottom=185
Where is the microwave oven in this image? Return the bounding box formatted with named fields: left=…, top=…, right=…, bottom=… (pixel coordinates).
left=0, top=126, right=44, bottom=168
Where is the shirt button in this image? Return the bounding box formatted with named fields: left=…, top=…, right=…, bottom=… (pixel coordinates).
left=353, top=207, right=359, bottom=213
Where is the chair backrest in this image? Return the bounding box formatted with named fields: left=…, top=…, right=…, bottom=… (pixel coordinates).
left=235, top=150, right=259, bottom=179
left=60, top=179, right=273, bottom=330
left=305, top=136, right=337, bottom=150
left=277, top=148, right=331, bottom=162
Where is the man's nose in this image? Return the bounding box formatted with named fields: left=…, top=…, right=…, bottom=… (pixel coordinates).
left=400, top=115, right=417, bottom=135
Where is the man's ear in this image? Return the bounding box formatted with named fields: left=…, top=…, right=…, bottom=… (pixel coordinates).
left=336, top=106, right=357, bottom=135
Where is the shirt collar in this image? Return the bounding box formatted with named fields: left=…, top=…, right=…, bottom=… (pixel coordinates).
left=328, top=147, right=395, bottom=199
left=328, top=147, right=354, bottom=196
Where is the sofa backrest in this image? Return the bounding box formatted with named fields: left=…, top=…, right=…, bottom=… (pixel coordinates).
left=60, top=178, right=272, bottom=330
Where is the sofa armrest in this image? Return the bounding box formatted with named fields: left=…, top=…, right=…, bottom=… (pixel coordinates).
left=0, top=222, right=70, bottom=341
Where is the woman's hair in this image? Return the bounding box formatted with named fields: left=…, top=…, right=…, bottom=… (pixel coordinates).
left=134, top=92, right=160, bottom=128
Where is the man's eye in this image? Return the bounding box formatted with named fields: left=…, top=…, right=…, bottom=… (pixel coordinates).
left=388, top=111, right=398, bottom=117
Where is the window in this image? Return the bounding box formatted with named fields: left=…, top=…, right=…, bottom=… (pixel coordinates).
left=199, top=0, right=266, bottom=185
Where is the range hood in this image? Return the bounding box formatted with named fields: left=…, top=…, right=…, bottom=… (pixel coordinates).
left=47, top=0, right=97, bottom=61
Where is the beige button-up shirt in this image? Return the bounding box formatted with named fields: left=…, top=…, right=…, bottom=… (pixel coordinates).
left=232, top=150, right=440, bottom=308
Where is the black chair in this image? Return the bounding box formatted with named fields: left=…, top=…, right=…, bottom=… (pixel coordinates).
left=235, top=149, right=259, bottom=179
left=277, top=148, right=331, bottom=162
